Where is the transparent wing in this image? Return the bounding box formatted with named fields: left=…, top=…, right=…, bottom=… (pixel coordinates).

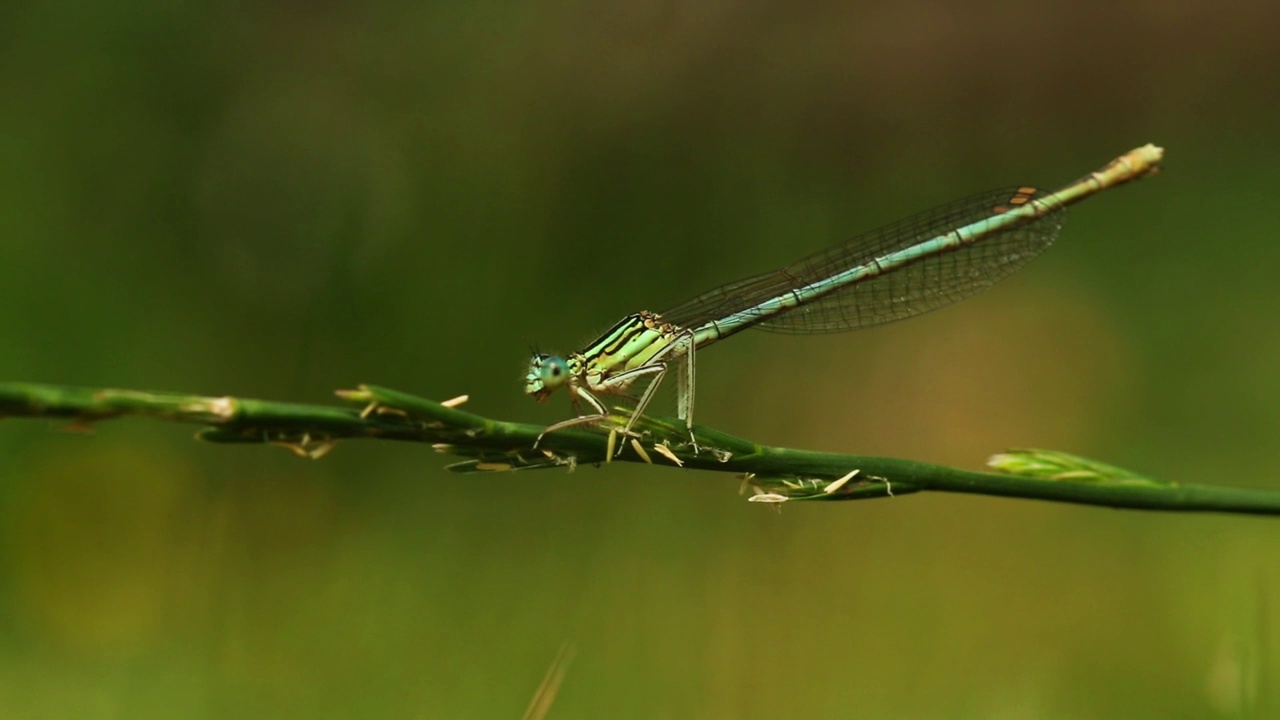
left=661, top=187, right=1065, bottom=334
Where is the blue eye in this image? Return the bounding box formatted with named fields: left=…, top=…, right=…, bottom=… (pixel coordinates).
left=530, top=356, right=569, bottom=392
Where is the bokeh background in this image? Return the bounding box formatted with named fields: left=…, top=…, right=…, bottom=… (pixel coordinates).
left=2, top=1, right=1279, bottom=717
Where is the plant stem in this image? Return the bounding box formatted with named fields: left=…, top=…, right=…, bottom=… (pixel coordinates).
left=1, top=381, right=1276, bottom=515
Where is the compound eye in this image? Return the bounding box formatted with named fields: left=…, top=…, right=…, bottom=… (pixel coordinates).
left=537, top=357, right=569, bottom=389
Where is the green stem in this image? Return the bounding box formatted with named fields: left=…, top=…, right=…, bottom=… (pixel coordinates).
left=0, top=381, right=1275, bottom=515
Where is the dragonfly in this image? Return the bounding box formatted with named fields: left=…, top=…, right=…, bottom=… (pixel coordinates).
left=525, top=144, right=1164, bottom=447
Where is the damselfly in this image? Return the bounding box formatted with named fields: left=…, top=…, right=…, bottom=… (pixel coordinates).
left=526, top=144, right=1163, bottom=446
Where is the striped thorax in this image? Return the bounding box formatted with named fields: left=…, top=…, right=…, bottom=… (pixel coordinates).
left=525, top=311, right=687, bottom=402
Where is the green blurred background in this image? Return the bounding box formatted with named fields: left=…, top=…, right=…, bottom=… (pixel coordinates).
left=2, top=0, right=1278, bottom=717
